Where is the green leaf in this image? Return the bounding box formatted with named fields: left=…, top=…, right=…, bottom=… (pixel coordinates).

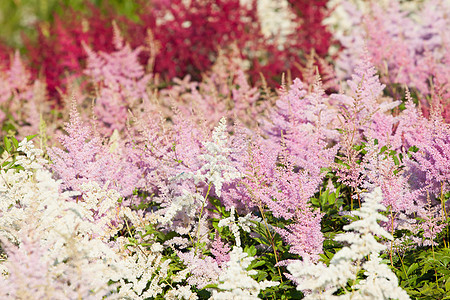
left=203, top=283, right=219, bottom=289
left=311, top=198, right=319, bottom=206
left=335, top=186, right=341, bottom=198
left=407, top=263, right=418, bottom=276
left=408, top=145, right=419, bottom=153
left=393, top=155, right=400, bottom=166
left=4, top=136, right=11, bottom=153
left=244, top=245, right=257, bottom=257
left=26, top=134, right=38, bottom=141
left=328, top=192, right=336, bottom=205
left=249, top=260, right=266, bottom=269
left=256, top=270, right=268, bottom=281
left=11, top=136, right=19, bottom=148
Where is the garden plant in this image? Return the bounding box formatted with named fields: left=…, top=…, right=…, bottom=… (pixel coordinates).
left=0, top=0, right=448, bottom=299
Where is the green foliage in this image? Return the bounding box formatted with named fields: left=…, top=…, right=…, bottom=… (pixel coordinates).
left=0, top=134, right=36, bottom=172
left=392, top=247, right=450, bottom=299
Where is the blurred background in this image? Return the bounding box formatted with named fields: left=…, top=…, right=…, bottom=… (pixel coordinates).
left=0, top=0, right=139, bottom=50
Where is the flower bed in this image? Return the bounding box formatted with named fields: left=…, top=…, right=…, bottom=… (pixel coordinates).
left=0, top=0, right=448, bottom=299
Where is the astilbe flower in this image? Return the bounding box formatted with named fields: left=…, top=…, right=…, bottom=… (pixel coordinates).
left=229, top=139, right=325, bottom=260
left=330, top=0, right=450, bottom=121
left=80, top=185, right=187, bottom=299
left=116, top=244, right=172, bottom=299
left=288, top=187, right=410, bottom=300
left=299, top=51, right=340, bottom=93
left=335, top=50, right=393, bottom=133
left=230, top=66, right=265, bottom=129
left=408, top=196, right=447, bottom=247
left=236, top=75, right=337, bottom=230
left=1, top=139, right=188, bottom=299
left=189, top=117, right=242, bottom=197
left=392, top=93, right=450, bottom=197
left=342, top=85, right=448, bottom=245
left=177, top=250, right=222, bottom=289
left=0, top=51, right=47, bottom=137
left=365, top=0, right=449, bottom=117
left=287, top=0, right=334, bottom=57
left=241, top=77, right=333, bottom=258
left=0, top=51, right=33, bottom=103
left=129, top=106, right=201, bottom=182
left=211, top=246, right=279, bottom=299
left=0, top=227, right=121, bottom=300
left=170, top=117, right=238, bottom=196
left=408, top=114, right=450, bottom=196
left=267, top=76, right=339, bottom=183
left=131, top=0, right=259, bottom=81
left=155, top=117, right=240, bottom=239
left=83, top=23, right=152, bottom=134
left=331, top=52, right=401, bottom=189
left=228, top=140, right=278, bottom=212
left=157, top=47, right=266, bottom=130
left=0, top=140, right=122, bottom=299
left=271, top=159, right=325, bottom=261
left=357, top=137, right=427, bottom=239
left=0, top=42, right=10, bottom=64
left=0, top=231, right=61, bottom=299
left=211, top=234, right=231, bottom=267
left=218, top=206, right=261, bottom=248
left=48, top=103, right=142, bottom=197
left=128, top=108, right=209, bottom=234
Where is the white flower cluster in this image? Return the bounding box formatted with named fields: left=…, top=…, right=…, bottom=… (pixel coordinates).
left=288, top=187, right=410, bottom=300
left=211, top=246, right=279, bottom=300
left=117, top=247, right=169, bottom=299
left=160, top=188, right=204, bottom=227
left=0, top=140, right=183, bottom=299
left=14, top=138, right=47, bottom=170
left=218, top=206, right=260, bottom=247
left=240, top=0, right=296, bottom=48
left=0, top=140, right=121, bottom=297
left=163, top=117, right=241, bottom=227
left=195, top=117, right=242, bottom=197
